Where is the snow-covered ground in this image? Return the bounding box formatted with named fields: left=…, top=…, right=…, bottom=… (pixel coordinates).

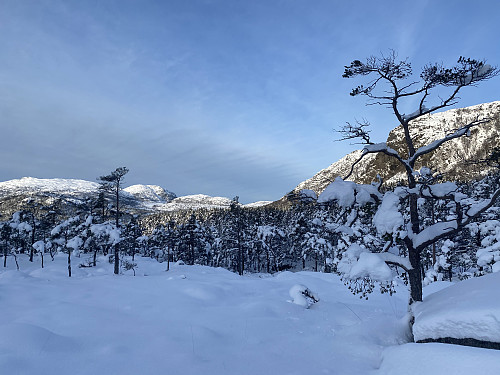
left=1, top=256, right=499, bottom=375
left=413, top=272, right=500, bottom=343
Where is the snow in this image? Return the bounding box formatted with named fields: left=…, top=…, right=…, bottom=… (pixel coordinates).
left=363, top=143, right=400, bottom=158
left=425, top=182, right=458, bottom=197
left=337, top=244, right=393, bottom=282
left=67, top=236, right=83, bottom=250
left=412, top=271, right=500, bottom=343
left=467, top=198, right=493, bottom=217
left=318, top=177, right=380, bottom=207
left=243, top=200, right=273, bottom=208
left=0, top=254, right=412, bottom=375
left=318, top=177, right=356, bottom=206
left=349, top=252, right=392, bottom=282
left=154, top=194, right=235, bottom=211
left=373, top=192, right=403, bottom=235
left=401, top=105, right=430, bottom=121
left=413, top=221, right=458, bottom=249
left=124, top=184, right=176, bottom=202
left=0, top=177, right=100, bottom=196
left=0, top=177, right=236, bottom=212
left=288, top=284, right=320, bottom=308
left=376, top=343, right=500, bottom=375
left=1, top=255, right=499, bottom=374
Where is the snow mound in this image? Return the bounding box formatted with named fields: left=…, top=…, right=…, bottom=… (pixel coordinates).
left=412, top=272, right=500, bottom=344
left=289, top=284, right=319, bottom=308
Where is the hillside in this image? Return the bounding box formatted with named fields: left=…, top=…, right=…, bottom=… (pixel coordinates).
left=290, top=101, right=500, bottom=198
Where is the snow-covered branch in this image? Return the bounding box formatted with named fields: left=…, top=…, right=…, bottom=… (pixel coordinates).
left=463, top=188, right=500, bottom=223
left=413, top=221, right=458, bottom=250
left=408, top=118, right=491, bottom=165
left=379, top=253, right=412, bottom=273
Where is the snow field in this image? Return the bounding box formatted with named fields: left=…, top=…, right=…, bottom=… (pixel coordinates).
left=1, top=255, right=499, bottom=374
left=1, top=255, right=409, bottom=375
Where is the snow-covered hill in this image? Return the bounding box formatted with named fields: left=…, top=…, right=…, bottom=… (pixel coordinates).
left=0, top=177, right=100, bottom=198
left=243, top=200, right=273, bottom=208
left=290, top=101, right=500, bottom=197
left=124, top=184, right=177, bottom=203
left=0, top=177, right=240, bottom=216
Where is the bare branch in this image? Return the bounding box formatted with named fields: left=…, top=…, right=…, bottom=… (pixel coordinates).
left=343, top=152, right=367, bottom=180
left=336, top=119, right=372, bottom=145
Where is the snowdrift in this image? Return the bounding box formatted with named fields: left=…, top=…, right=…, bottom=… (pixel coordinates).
left=412, top=272, right=500, bottom=349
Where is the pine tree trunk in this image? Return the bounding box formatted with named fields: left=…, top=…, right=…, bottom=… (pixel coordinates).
left=114, top=185, right=120, bottom=275
left=68, top=249, right=72, bottom=277
left=29, top=224, right=35, bottom=262
left=407, top=243, right=423, bottom=303
left=114, top=243, right=119, bottom=275
left=167, top=246, right=170, bottom=271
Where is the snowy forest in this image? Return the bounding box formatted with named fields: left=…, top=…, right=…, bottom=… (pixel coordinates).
left=2, top=168, right=500, bottom=291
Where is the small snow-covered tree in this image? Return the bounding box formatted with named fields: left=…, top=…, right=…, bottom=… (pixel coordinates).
left=1, top=221, right=13, bottom=268
left=257, top=224, right=286, bottom=273
left=87, top=220, right=121, bottom=267
left=50, top=216, right=81, bottom=277
left=335, top=51, right=499, bottom=304
left=470, top=218, right=500, bottom=275
left=98, top=167, right=129, bottom=275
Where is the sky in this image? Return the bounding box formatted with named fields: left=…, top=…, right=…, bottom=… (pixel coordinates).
left=0, top=0, right=499, bottom=203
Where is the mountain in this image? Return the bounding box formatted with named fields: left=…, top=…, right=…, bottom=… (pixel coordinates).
left=0, top=177, right=236, bottom=218
left=289, top=101, right=500, bottom=199
left=124, top=184, right=177, bottom=204
left=0, top=177, right=102, bottom=219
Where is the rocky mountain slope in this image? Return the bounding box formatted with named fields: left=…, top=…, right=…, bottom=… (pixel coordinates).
left=290, top=101, right=500, bottom=198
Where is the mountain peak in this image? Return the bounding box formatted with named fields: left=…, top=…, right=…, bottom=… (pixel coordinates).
left=124, top=184, right=176, bottom=203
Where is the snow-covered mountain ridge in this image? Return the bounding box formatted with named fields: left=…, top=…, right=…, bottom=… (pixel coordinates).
left=0, top=177, right=245, bottom=217
left=291, top=101, right=500, bottom=197
left=0, top=177, right=100, bottom=197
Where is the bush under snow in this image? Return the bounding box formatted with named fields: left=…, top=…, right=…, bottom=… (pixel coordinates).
left=289, top=284, right=320, bottom=308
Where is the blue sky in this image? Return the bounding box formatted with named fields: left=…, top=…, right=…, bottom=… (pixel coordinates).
left=1, top=0, right=498, bottom=203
